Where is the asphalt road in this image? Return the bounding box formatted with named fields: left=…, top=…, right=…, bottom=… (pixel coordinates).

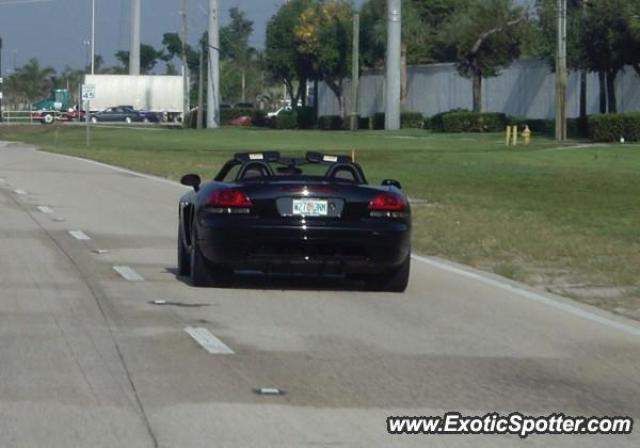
left=0, top=140, right=638, bottom=448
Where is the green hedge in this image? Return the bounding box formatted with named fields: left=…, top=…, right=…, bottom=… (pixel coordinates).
left=427, top=109, right=468, bottom=132
left=296, top=107, right=317, bottom=129
left=368, top=112, right=424, bottom=130
left=221, top=107, right=255, bottom=124
left=509, top=117, right=588, bottom=139
left=588, top=113, right=640, bottom=142
left=401, top=112, right=424, bottom=129
left=318, top=115, right=344, bottom=130
left=272, top=111, right=298, bottom=129
left=441, top=112, right=507, bottom=133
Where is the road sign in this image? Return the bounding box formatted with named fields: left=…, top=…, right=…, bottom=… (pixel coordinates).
left=81, top=84, right=96, bottom=101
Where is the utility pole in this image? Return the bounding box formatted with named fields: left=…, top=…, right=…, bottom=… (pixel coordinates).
left=207, top=0, right=220, bottom=129
left=350, top=13, right=360, bottom=131
left=197, top=46, right=204, bottom=129
left=0, top=36, right=3, bottom=123
left=385, top=0, right=401, bottom=130
left=130, top=0, right=141, bottom=75
left=181, top=0, right=189, bottom=120
left=555, top=0, right=567, bottom=141
left=91, top=0, right=95, bottom=74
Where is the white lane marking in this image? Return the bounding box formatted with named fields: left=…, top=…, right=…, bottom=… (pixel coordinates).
left=53, top=217, right=66, bottom=222
left=184, top=327, right=234, bottom=354
left=13, top=189, right=27, bottom=195
left=113, top=266, right=144, bottom=281
left=412, top=255, right=640, bottom=338
left=93, top=249, right=110, bottom=254
left=68, top=230, right=91, bottom=241
left=37, top=205, right=54, bottom=214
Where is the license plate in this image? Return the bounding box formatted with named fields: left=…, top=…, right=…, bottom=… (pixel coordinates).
left=292, top=199, right=328, bottom=216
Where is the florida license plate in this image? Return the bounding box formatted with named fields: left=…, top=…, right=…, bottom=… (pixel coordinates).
left=292, top=199, right=328, bottom=216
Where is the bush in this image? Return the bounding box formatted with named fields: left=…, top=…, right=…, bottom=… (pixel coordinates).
left=428, top=109, right=468, bottom=132
left=358, top=116, right=371, bottom=130
left=588, top=113, right=640, bottom=142
left=372, top=113, right=385, bottom=130
left=296, top=107, right=317, bottom=129
left=318, top=115, right=344, bottom=130
left=252, top=110, right=268, bottom=127
left=401, top=112, right=424, bottom=129
left=221, top=107, right=254, bottom=124
left=509, top=117, right=554, bottom=135
left=272, top=111, right=298, bottom=129
left=441, top=111, right=507, bottom=133
left=509, top=117, right=588, bottom=139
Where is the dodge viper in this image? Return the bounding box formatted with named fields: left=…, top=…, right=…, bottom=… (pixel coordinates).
left=178, top=151, right=411, bottom=291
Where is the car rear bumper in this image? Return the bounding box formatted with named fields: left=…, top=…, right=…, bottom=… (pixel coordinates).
left=196, top=217, right=411, bottom=275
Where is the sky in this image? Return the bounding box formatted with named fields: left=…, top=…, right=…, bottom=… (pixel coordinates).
left=0, top=0, right=366, bottom=76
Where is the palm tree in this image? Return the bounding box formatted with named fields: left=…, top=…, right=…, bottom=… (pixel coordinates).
left=13, top=58, right=56, bottom=102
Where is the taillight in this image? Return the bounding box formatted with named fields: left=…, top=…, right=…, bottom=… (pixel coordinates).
left=368, top=192, right=408, bottom=212
left=207, top=189, right=252, bottom=211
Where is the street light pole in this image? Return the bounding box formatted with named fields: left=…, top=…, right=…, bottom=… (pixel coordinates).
left=0, top=36, right=4, bottom=123
left=385, top=0, right=401, bottom=130
left=130, top=0, right=141, bottom=75
left=91, top=0, right=95, bottom=74
left=555, top=0, right=568, bottom=141
left=207, top=0, right=220, bottom=129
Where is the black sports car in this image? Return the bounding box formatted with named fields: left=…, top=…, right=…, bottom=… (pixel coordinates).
left=177, top=152, right=411, bottom=291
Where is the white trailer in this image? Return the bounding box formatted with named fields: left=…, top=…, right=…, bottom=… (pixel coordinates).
left=84, top=74, right=184, bottom=122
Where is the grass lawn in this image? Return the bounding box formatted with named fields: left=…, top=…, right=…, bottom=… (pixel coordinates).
left=2, top=124, right=639, bottom=318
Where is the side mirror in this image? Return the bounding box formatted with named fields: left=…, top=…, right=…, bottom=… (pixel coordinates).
left=181, top=174, right=201, bottom=192
left=382, top=179, right=402, bottom=190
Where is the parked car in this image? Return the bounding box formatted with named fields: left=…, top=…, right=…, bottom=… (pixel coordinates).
left=89, top=105, right=161, bottom=124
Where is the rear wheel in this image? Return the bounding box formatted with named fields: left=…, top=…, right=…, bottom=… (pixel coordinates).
left=177, top=219, right=191, bottom=276
left=365, top=255, right=410, bottom=293
left=42, top=113, right=54, bottom=125
left=91, top=116, right=98, bottom=124
left=189, top=225, right=233, bottom=287
left=125, top=116, right=132, bottom=124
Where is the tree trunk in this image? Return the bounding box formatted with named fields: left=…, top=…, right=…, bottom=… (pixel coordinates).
left=313, top=79, right=319, bottom=119
left=579, top=70, right=587, bottom=119
left=598, top=71, right=606, bottom=114
left=472, top=71, right=482, bottom=113
left=606, top=70, right=617, bottom=114
left=241, top=69, right=246, bottom=103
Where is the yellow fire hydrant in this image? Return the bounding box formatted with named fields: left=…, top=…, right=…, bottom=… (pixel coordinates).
left=522, top=125, right=532, bottom=145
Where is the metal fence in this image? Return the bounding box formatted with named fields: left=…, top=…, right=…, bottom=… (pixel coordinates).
left=1, top=109, right=34, bottom=124
left=318, top=59, right=640, bottom=119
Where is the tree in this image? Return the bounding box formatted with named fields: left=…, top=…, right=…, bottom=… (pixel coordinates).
left=579, top=0, right=640, bottom=113
left=220, top=7, right=257, bottom=102
left=295, top=0, right=352, bottom=116
left=438, top=0, right=528, bottom=112
left=12, top=58, right=55, bottom=102
left=115, top=44, right=163, bottom=74
left=360, top=0, right=456, bottom=68
left=265, top=0, right=315, bottom=107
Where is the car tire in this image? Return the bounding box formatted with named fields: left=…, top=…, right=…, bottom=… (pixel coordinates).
left=125, top=117, right=132, bottom=124
left=42, top=113, right=54, bottom=125
left=190, top=225, right=234, bottom=288
left=91, top=116, right=98, bottom=124
left=143, top=117, right=150, bottom=123
left=365, top=254, right=410, bottom=293
left=177, top=219, right=191, bottom=276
